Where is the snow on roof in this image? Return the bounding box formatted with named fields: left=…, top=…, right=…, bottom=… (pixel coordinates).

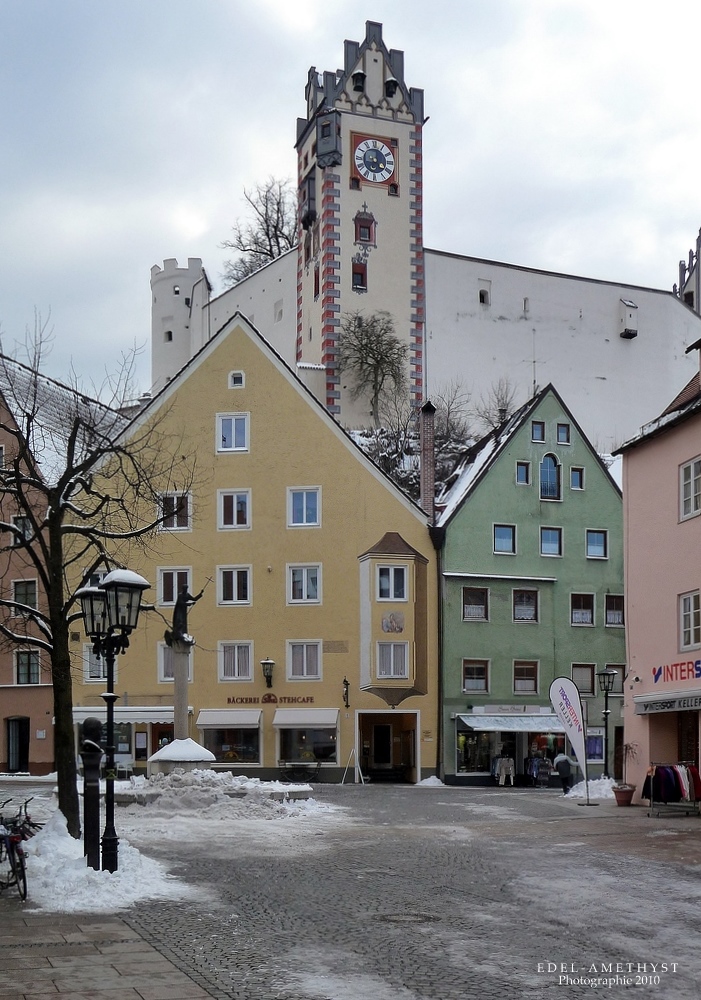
left=0, top=354, right=126, bottom=486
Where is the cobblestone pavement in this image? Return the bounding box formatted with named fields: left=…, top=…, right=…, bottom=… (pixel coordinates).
left=118, top=784, right=701, bottom=999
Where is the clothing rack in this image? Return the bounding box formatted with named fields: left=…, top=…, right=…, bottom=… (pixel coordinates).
left=645, top=761, right=701, bottom=818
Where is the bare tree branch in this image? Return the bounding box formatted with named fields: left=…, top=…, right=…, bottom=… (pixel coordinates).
left=220, top=177, right=297, bottom=286
left=337, top=311, right=409, bottom=427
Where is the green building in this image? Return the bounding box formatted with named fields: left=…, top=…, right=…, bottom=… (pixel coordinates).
left=435, top=385, right=625, bottom=785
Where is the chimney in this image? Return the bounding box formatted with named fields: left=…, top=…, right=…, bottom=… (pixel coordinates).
left=420, top=400, right=436, bottom=522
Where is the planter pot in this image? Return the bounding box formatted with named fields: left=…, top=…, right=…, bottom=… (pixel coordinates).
left=612, top=784, right=636, bottom=807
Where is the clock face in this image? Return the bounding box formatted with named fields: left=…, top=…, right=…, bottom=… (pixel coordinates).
left=354, top=138, right=395, bottom=183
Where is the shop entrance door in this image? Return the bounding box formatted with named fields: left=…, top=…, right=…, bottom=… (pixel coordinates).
left=373, top=724, right=392, bottom=767
left=7, top=717, right=29, bottom=772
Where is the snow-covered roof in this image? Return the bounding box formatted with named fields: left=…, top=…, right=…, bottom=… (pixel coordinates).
left=0, top=354, right=126, bottom=486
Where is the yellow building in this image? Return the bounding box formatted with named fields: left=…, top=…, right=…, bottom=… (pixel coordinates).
left=72, top=315, right=438, bottom=783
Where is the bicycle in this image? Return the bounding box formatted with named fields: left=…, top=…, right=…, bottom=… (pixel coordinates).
left=0, top=797, right=39, bottom=901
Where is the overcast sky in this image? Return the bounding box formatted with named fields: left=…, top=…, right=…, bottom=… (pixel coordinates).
left=3, top=0, right=701, bottom=396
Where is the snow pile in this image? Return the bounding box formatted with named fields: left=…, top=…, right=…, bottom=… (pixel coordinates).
left=418, top=775, right=444, bottom=787
left=566, top=776, right=617, bottom=799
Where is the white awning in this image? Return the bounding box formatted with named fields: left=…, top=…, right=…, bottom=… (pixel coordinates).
left=633, top=689, right=701, bottom=715
left=272, top=709, right=339, bottom=728
left=73, top=706, right=182, bottom=724
left=457, top=714, right=565, bottom=733
left=196, top=710, right=261, bottom=728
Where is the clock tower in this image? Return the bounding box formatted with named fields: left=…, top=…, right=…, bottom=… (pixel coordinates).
left=295, top=21, right=425, bottom=426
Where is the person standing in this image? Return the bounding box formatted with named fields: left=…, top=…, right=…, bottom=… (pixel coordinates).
left=553, top=752, right=575, bottom=794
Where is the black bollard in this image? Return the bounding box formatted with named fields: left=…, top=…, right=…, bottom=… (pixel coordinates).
left=80, top=717, right=104, bottom=872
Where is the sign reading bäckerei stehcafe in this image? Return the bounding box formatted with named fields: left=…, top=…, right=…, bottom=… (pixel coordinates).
left=634, top=658, right=701, bottom=714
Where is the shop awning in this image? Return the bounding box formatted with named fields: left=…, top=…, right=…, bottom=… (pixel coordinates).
left=633, top=690, right=701, bottom=715
left=272, top=709, right=339, bottom=728
left=457, top=714, right=565, bottom=733
left=72, top=706, right=182, bottom=724
left=195, top=710, right=261, bottom=728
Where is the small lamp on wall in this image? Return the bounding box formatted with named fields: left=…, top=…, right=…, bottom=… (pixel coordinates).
left=260, top=657, right=275, bottom=688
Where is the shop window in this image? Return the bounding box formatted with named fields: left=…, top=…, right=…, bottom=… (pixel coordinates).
left=516, top=461, right=530, bottom=485
left=456, top=728, right=491, bottom=773
left=494, top=524, right=516, bottom=554
left=462, top=587, right=488, bottom=621
left=514, top=660, right=538, bottom=693
left=218, top=642, right=252, bottom=681
left=571, top=466, right=585, bottom=490
left=159, top=568, right=190, bottom=606
left=377, top=565, right=407, bottom=601
left=531, top=421, right=545, bottom=442
left=202, top=727, right=260, bottom=764
left=681, top=456, right=701, bottom=519
left=680, top=590, right=701, bottom=649
left=16, top=650, right=40, bottom=685
left=572, top=663, right=595, bottom=695
left=571, top=593, right=594, bottom=626
left=160, top=491, right=191, bottom=530
left=557, top=423, right=571, bottom=444
left=513, top=589, right=538, bottom=622
left=540, top=527, right=562, bottom=557
left=463, top=659, right=488, bottom=692
left=288, top=641, right=321, bottom=679
left=279, top=727, right=337, bottom=762
left=586, top=529, right=608, bottom=559
left=540, top=454, right=561, bottom=500
left=219, top=490, right=250, bottom=529
left=377, top=641, right=408, bottom=678
left=605, top=595, right=624, bottom=627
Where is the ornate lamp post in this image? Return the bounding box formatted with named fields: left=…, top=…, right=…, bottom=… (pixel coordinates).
left=597, top=667, right=618, bottom=779
left=260, top=657, right=275, bottom=688
left=77, top=569, right=149, bottom=872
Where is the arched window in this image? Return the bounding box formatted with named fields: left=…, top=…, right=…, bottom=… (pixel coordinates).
left=540, top=454, right=561, bottom=500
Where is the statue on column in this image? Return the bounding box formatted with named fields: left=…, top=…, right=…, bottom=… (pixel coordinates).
left=165, top=584, right=204, bottom=648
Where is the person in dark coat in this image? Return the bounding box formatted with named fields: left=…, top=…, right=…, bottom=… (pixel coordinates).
left=553, top=752, right=575, bottom=794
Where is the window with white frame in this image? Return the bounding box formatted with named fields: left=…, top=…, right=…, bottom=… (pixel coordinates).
left=160, top=492, right=190, bottom=530
left=218, top=642, right=252, bottom=681
left=462, top=587, right=488, bottom=621
left=158, top=642, right=192, bottom=682
left=531, top=421, right=545, bottom=442
left=16, top=650, right=40, bottom=685
left=681, top=457, right=701, bottom=520
left=606, top=664, right=625, bottom=695
left=12, top=579, right=37, bottom=616
left=288, top=488, right=320, bottom=527
left=159, top=568, right=190, bottom=606
left=513, top=589, right=538, bottom=622
left=586, top=529, right=608, bottom=559
left=218, top=567, right=251, bottom=605
left=680, top=591, right=701, bottom=649
left=229, top=371, right=245, bottom=389
left=572, top=663, right=595, bottom=695
left=377, top=641, right=409, bottom=679
left=463, top=659, right=488, bottom=692
left=571, top=466, right=585, bottom=490
left=514, top=660, right=538, bottom=693
left=218, top=490, right=250, bottom=529
left=288, top=565, right=321, bottom=604
left=516, top=461, right=530, bottom=485
left=571, top=593, right=594, bottom=626
left=605, top=595, right=624, bottom=627
left=288, top=641, right=321, bottom=679
left=540, top=526, right=562, bottom=556
left=83, top=643, right=108, bottom=681
left=557, top=423, right=571, bottom=444
left=11, top=516, right=31, bottom=546
left=494, top=524, right=516, bottom=554
left=217, top=413, right=249, bottom=452
left=377, top=565, right=407, bottom=601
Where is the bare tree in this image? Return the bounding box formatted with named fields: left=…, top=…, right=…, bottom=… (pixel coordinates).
left=338, top=311, right=409, bottom=427
left=473, top=377, right=518, bottom=432
left=0, top=324, right=197, bottom=837
left=220, top=177, right=297, bottom=286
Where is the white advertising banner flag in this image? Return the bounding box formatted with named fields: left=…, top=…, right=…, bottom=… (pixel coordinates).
left=549, top=676, right=589, bottom=786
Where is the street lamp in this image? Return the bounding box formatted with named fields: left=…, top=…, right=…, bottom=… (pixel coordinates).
left=77, top=569, right=149, bottom=872
left=597, top=667, right=618, bottom=779
left=260, top=657, right=275, bottom=688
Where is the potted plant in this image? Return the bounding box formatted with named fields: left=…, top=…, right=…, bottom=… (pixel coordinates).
left=612, top=742, right=638, bottom=806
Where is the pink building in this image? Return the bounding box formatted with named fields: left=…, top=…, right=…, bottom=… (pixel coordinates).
left=617, top=356, right=701, bottom=800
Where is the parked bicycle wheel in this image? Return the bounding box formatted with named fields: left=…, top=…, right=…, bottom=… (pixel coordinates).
left=9, top=843, right=27, bottom=900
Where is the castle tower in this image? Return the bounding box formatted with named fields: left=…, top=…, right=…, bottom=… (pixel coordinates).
left=295, top=21, right=425, bottom=425
left=151, top=257, right=212, bottom=393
